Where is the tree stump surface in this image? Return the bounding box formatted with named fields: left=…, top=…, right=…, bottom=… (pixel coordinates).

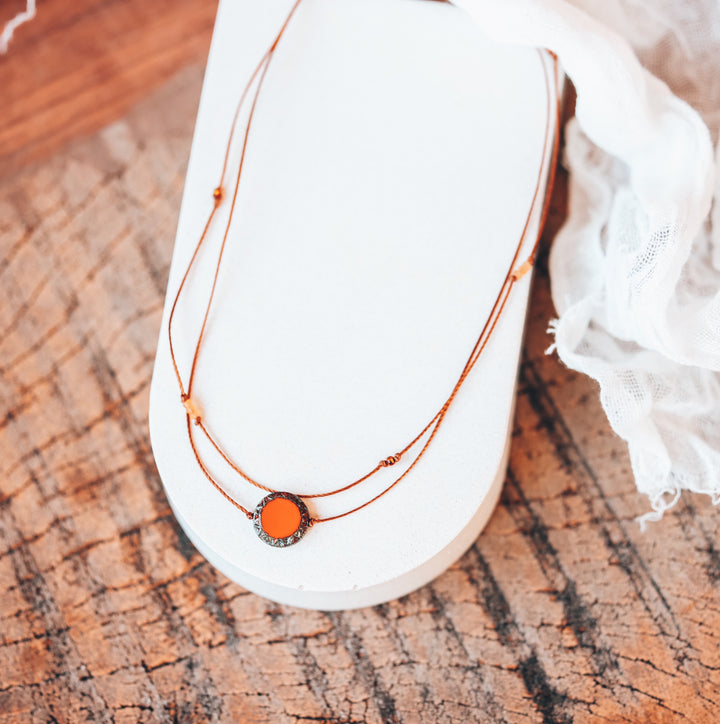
left=1, top=2, right=719, bottom=722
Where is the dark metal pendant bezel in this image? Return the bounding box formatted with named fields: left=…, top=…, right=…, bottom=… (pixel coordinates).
left=253, top=491, right=310, bottom=547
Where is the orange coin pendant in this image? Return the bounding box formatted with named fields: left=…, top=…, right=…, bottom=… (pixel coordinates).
left=253, top=492, right=310, bottom=547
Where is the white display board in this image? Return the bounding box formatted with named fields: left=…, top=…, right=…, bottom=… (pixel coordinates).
left=149, top=0, right=557, bottom=609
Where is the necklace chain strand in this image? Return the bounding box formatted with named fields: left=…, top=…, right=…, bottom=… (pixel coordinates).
left=167, top=0, right=562, bottom=535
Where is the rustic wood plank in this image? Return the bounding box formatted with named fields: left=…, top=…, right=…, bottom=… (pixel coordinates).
left=0, top=0, right=218, bottom=178
left=1, top=2, right=720, bottom=723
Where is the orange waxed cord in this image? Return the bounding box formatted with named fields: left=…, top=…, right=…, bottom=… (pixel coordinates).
left=167, top=0, right=562, bottom=526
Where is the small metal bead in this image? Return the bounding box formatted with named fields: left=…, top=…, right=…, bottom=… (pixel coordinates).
left=212, top=186, right=223, bottom=202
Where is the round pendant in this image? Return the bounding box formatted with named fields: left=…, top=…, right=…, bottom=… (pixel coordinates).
left=253, top=492, right=310, bottom=547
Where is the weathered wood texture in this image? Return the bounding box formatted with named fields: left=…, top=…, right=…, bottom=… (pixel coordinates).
left=2, top=3, right=720, bottom=723
left=0, top=0, right=217, bottom=179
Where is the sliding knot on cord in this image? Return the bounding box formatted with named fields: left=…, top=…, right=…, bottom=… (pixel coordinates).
left=181, top=394, right=202, bottom=425
left=510, top=257, right=535, bottom=282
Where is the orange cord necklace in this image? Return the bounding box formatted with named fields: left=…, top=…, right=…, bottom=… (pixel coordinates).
left=168, top=0, right=561, bottom=547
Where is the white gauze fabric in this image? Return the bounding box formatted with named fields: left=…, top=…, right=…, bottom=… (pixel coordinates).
left=452, top=0, right=719, bottom=524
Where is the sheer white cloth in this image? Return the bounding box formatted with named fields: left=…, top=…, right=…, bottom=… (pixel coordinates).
left=454, top=0, right=719, bottom=524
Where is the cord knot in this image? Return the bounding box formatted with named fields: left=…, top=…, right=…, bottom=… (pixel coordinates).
left=182, top=396, right=202, bottom=425
left=511, top=257, right=534, bottom=282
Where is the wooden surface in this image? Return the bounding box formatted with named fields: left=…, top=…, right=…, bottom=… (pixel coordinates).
left=0, top=0, right=218, bottom=178
left=2, top=2, right=720, bottom=722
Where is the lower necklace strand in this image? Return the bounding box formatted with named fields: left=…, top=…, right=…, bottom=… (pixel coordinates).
left=168, top=0, right=562, bottom=546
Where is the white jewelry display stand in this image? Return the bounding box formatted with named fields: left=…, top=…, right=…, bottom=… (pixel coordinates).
left=149, top=0, right=557, bottom=610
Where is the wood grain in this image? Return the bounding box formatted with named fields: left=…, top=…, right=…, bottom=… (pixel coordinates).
left=0, top=0, right=218, bottom=178
left=2, top=2, right=720, bottom=722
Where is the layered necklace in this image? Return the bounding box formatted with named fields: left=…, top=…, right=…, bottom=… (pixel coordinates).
left=168, top=0, right=561, bottom=547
